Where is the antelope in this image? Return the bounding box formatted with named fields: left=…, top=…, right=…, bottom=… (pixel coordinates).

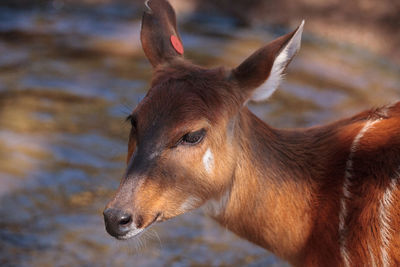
left=103, top=0, right=400, bottom=265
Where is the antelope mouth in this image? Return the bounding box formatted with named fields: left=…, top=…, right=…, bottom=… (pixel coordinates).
left=115, top=212, right=162, bottom=241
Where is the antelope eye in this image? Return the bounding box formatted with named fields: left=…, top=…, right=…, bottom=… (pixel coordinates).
left=181, top=129, right=206, bottom=145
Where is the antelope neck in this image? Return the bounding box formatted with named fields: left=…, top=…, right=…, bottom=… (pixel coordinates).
left=216, top=108, right=344, bottom=263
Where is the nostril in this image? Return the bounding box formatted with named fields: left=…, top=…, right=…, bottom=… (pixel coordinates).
left=103, top=208, right=133, bottom=237
left=118, top=214, right=132, bottom=227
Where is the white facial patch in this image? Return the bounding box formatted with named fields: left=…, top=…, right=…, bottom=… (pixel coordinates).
left=179, top=196, right=201, bottom=213
left=202, top=148, right=214, bottom=174
left=204, top=189, right=231, bottom=217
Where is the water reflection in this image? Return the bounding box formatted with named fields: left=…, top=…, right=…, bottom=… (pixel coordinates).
left=0, top=3, right=399, bottom=267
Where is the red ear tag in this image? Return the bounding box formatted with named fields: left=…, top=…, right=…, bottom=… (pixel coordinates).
left=170, top=35, right=184, bottom=55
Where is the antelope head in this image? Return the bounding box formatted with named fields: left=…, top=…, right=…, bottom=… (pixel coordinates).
left=103, top=0, right=303, bottom=240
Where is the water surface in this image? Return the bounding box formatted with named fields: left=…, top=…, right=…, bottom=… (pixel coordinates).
left=0, top=4, right=399, bottom=267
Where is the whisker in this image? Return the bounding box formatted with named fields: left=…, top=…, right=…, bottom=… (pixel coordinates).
left=149, top=229, right=163, bottom=249
left=121, top=99, right=135, bottom=112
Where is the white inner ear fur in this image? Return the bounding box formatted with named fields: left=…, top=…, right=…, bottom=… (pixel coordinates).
left=251, top=20, right=304, bottom=102
left=202, top=148, right=214, bottom=174
left=144, top=0, right=152, bottom=13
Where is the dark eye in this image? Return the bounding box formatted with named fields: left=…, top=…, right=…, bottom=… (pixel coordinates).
left=181, top=129, right=206, bottom=145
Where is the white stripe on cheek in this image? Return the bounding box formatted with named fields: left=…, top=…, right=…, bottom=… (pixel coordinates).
left=202, top=148, right=214, bottom=174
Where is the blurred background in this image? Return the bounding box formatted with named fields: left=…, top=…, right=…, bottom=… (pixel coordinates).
left=0, top=0, right=399, bottom=266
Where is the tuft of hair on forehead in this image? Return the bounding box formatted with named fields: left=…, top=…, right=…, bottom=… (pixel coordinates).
left=145, top=61, right=244, bottom=121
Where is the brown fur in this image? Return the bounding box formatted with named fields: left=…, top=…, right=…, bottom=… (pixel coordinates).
left=104, top=0, right=400, bottom=266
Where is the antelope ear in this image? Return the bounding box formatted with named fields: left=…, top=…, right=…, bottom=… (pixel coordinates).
left=140, top=0, right=184, bottom=67
left=232, top=21, right=304, bottom=102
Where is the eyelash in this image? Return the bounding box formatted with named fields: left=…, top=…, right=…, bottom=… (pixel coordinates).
left=126, top=115, right=137, bottom=129
left=179, top=129, right=206, bottom=146
left=125, top=115, right=205, bottom=147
